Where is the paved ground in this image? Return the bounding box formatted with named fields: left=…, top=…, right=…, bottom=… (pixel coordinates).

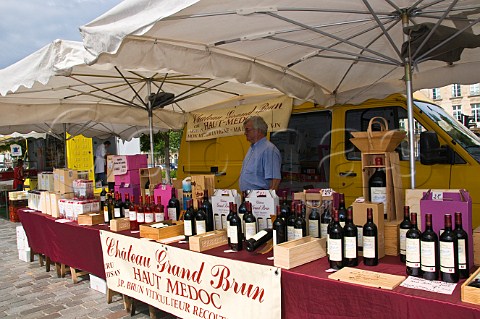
left=0, top=218, right=175, bottom=319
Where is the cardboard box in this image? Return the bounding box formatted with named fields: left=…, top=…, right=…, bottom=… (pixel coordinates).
left=110, top=218, right=131, bottom=232
left=190, top=174, right=215, bottom=209
left=274, top=236, right=327, bottom=269
left=211, top=189, right=241, bottom=230
left=114, top=170, right=141, bottom=185
left=474, top=226, right=480, bottom=266
left=53, top=168, right=79, bottom=194
left=153, top=184, right=174, bottom=212
left=38, top=172, right=54, bottom=192
left=461, top=266, right=480, bottom=305
left=139, top=167, right=163, bottom=199
left=50, top=192, right=74, bottom=218
left=89, top=274, right=107, bottom=294
left=139, top=220, right=184, bottom=240
left=77, top=213, right=104, bottom=225
left=115, top=184, right=141, bottom=204
left=246, top=190, right=279, bottom=230
left=189, top=230, right=228, bottom=252
left=351, top=201, right=385, bottom=259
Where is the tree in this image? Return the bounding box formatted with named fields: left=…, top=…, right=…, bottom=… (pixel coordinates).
left=140, top=129, right=182, bottom=165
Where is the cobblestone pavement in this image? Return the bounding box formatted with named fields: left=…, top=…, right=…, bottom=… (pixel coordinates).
left=0, top=218, right=175, bottom=319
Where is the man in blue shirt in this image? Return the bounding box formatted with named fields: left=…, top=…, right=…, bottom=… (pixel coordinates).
left=239, top=116, right=281, bottom=191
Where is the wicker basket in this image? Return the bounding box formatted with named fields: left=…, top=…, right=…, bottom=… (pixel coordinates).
left=350, top=117, right=406, bottom=152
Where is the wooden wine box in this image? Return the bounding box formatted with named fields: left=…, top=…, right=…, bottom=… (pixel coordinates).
left=474, top=226, right=480, bottom=266
left=191, top=174, right=215, bottom=209
left=351, top=201, right=385, bottom=259
left=461, top=266, right=480, bottom=305
left=139, top=167, right=163, bottom=199
left=189, top=230, right=228, bottom=252
left=274, top=236, right=326, bottom=269
left=384, top=219, right=401, bottom=256
left=139, top=220, right=184, bottom=240
left=110, top=218, right=131, bottom=232
left=77, top=213, right=104, bottom=226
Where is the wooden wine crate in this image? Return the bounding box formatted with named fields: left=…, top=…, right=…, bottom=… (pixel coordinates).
left=474, top=226, right=480, bottom=266
left=384, top=219, right=401, bottom=256
left=110, top=218, right=131, bottom=232
left=139, top=220, right=184, bottom=240
left=328, top=267, right=405, bottom=290
left=189, top=230, right=228, bottom=252
left=274, top=236, right=326, bottom=269
left=461, top=266, right=480, bottom=305
left=77, top=213, right=104, bottom=226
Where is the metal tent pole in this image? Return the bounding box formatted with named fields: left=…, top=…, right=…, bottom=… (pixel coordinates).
left=147, top=80, right=155, bottom=167
left=64, top=123, right=68, bottom=168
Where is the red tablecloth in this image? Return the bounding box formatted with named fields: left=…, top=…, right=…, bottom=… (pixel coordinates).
left=18, top=210, right=480, bottom=318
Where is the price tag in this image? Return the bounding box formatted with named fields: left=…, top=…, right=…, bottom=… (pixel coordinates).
left=431, top=191, right=443, bottom=201
left=321, top=188, right=333, bottom=197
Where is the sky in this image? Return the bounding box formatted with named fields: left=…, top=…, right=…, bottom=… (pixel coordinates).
left=0, top=0, right=123, bottom=69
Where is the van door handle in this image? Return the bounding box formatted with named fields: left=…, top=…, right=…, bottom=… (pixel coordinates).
left=339, top=171, right=357, bottom=177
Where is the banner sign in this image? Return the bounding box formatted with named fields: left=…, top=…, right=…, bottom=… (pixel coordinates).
left=186, top=96, right=293, bottom=141
left=100, top=231, right=281, bottom=319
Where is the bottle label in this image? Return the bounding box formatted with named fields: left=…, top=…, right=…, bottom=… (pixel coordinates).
left=245, top=222, right=257, bottom=240
left=238, top=213, right=245, bottom=233
left=137, top=213, right=145, bottom=223
left=328, top=238, right=342, bottom=261
left=357, top=226, right=364, bottom=248
left=293, top=228, right=303, bottom=240
left=114, top=208, right=121, bottom=218
left=184, top=221, right=193, bottom=236
left=145, top=213, right=154, bottom=223
left=103, top=207, right=109, bottom=223
left=287, top=225, right=295, bottom=241
left=214, top=214, right=222, bottom=230
left=421, top=241, right=437, bottom=272
left=320, top=223, right=328, bottom=239
left=145, top=189, right=150, bottom=196
left=273, top=229, right=278, bottom=246
left=226, top=220, right=231, bottom=239
left=100, top=195, right=106, bottom=202
left=340, top=221, right=345, bottom=228
left=196, top=220, right=206, bottom=235
left=371, top=187, right=387, bottom=213
left=344, top=236, right=357, bottom=258
left=266, top=218, right=272, bottom=229
left=363, top=236, right=376, bottom=258
left=309, top=221, right=319, bottom=238
left=229, top=226, right=238, bottom=244
left=154, top=213, right=164, bottom=222
left=440, top=241, right=455, bottom=273
left=257, top=218, right=267, bottom=231
left=128, top=210, right=136, bottom=221
left=167, top=208, right=177, bottom=221
left=406, top=238, right=421, bottom=267
left=399, top=228, right=408, bottom=254
left=252, top=230, right=268, bottom=241
left=221, top=215, right=227, bottom=230
left=458, top=239, right=467, bottom=269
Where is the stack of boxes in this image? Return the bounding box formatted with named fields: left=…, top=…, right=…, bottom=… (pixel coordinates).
left=108, top=154, right=151, bottom=202
left=9, top=191, right=29, bottom=222
left=16, top=225, right=31, bottom=262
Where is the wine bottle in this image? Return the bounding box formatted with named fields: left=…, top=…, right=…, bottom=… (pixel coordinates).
left=167, top=187, right=180, bottom=221
left=100, top=187, right=107, bottom=211
left=229, top=205, right=243, bottom=251
left=128, top=195, right=138, bottom=231
left=286, top=201, right=296, bottom=241
left=226, top=202, right=236, bottom=244
left=237, top=191, right=248, bottom=238
left=293, top=203, right=306, bottom=240
left=244, top=201, right=257, bottom=240
left=144, top=195, right=154, bottom=223
left=214, top=207, right=222, bottom=231
left=343, top=206, right=358, bottom=267
left=280, top=190, right=290, bottom=219
left=320, top=200, right=332, bottom=239
left=453, top=212, right=469, bottom=279
left=154, top=196, right=164, bottom=222
left=103, top=192, right=113, bottom=224
left=113, top=192, right=123, bottom=218
left=439, top=214, right=459, bottom=283
left=202, top=190, right=214, bottom=232
left=308, top=201, right=320, bottom=238
left=273, top=205, right=286, bottom=245
left=406, top=212, right=422, bottom=277
left=123, top=193, right=131, bottom=219
left=337, top=193, right=347, bottom=227
left=136, top=196, right=145, bottom=226
left=328, top=210, right=344, bottom=270
left=195, top=199, right=207, bottom=235
left=368, top=156, right=387, bottom=219
left=399, top=206, right=412, bottom=263
left=144, top=179, right=150, bottom=197
left=246, top=228, right=273, bottom=252
left=183, top=199, right=196, bottom=241
left=363, top=207, right=378, bottom=266
left=421, top=213, right=439, bottom=280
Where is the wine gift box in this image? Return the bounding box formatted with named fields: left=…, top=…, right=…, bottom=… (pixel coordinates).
left=139, top=220, right=184, bottom=240
left=274, top=236, right=327, bottom=269
left=110, top=218, right=131, bottom=232
left=77, top=213, right=104, bottom=226
left=461, top=266, right=480, bottom=305
left=189, top=230, right=228, bottom=252
left=351, top=201, right=385, bottom=259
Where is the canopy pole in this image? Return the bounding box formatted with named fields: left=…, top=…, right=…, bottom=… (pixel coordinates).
left=64, top=123, right=68, bottom=168
left=147, top=80, right=155, bottom=167
left=402, top=12, right=416, bottom=189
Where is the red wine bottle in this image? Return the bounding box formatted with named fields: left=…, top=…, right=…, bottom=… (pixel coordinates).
left=103, top=193, right=113, bottom=224
left=237, top=191, right=248, bottom=237
left=421, top=213, right=439, bottom=280
left=202, top=190, right=214, bottom=232
left=229, top=205, right=243, bottom=251
left=226, top=202, right=237, bottom=244
left=167, top=187, right=180, bottom=221
left=363, top=207, right=378, bottom=266
left=183, top=199, right=196, bottom=241
left=128, top=194, right=138, bottom=231
left=308, top=201, right=320, bottom=238
left=328, top=210, right=344, bottom=270
left=439, top=214, right=459, bottom=283
left=243, top=201, right=257, bottom=240
left=453, top=212, right=469, bottom=279
left=368, top=157, right=387, bottom=219
left=399, top=206, right=412, bottom=263
left=144, top=195, right=154, bottom=223
left=273, top=205, right=286, bottom=245
left=406, top=212, right=422, bottom=277
left=246, top=228, right=273, bottom=252
left=320, top=201, right=332, bottom=239
left=195, top=199, right=207, bottom=235
left=337, top=193, right=347, bottom=227
left=293, top=203, right=306, bottom=240
left=114, top=192, right=123, bottom=218
left=154, top=196, right=164, bottom=222
left=280, top=190, right=290, bottom=220
left=136, top=196, right=145, bottom=226
left=286, top=201, right=296, bottom=241
left=343, top=206, right=358, bottom=267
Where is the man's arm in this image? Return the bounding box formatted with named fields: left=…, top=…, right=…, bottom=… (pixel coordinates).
left=269, top=178, right=281, bottom=191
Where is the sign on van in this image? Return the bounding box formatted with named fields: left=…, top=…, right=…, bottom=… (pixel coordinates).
left=186, top=95, right=293, bottom=141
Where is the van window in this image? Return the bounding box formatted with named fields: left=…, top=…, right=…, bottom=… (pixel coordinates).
left=345, top=106, right=426, bottom=161
left=271, top=111, right=332, bottom=192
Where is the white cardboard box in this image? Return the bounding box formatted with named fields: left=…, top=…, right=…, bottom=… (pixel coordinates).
left=89, top=274, right=107, bottom=294
left=211, top=189, right=241, bottom=230
left=246, top=190, right=279, bottom=230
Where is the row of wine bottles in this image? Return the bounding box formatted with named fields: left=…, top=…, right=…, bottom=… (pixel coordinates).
left=403, top=210, right=469, bottom=283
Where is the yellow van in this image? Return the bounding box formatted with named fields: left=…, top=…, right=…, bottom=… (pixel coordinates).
left=178, top=93, right=480, bottom=227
